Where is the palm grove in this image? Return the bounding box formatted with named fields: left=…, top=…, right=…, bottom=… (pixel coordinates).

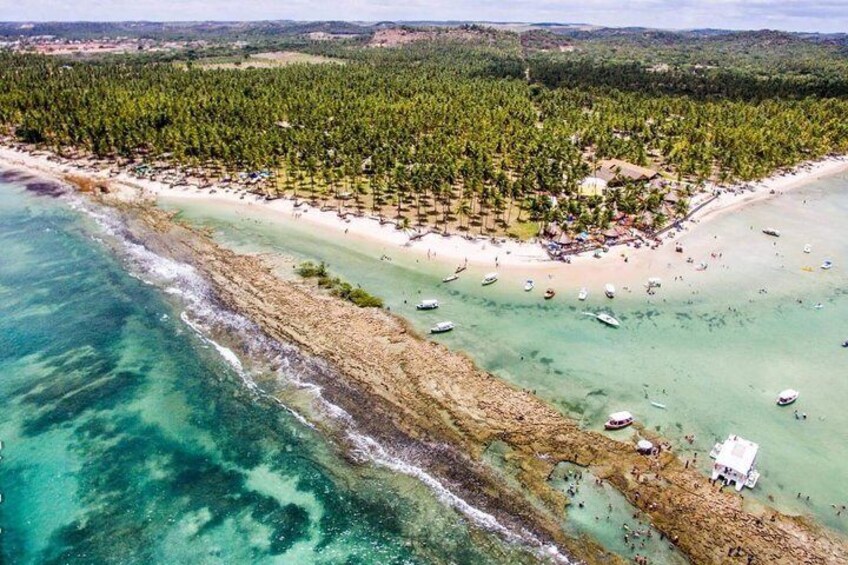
left=1, top=40, right=847, bottom=238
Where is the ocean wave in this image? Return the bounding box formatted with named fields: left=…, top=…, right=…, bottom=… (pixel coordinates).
left=75, top=196, right=573, bottom=564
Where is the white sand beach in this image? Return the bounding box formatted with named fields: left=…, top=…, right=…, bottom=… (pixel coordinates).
left=1, top=143, right=846, bottom=294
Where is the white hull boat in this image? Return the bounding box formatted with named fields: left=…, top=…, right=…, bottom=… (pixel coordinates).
left=430, top=321, right=455, bottom=334
left=416, top=299, right=439, bottom=310
left=596, top=312, right=620, bottom=328
left=578, top=287, right=588, bottom=301
left=821, top=260, right=833, bottom=270
left=776, top=389, right=799, bottom=406
left=482, top=273, right=499, bottom=286
left=442, top=274, right=459, bottom=283
left=524, top=280, right=535, bottom=292
left=803, top=244, right=811, bottom=254
left=604, top=283, right=616, bottom=298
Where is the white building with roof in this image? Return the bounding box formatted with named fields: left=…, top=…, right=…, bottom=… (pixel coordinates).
left=709, top=434, right=760, bottom=491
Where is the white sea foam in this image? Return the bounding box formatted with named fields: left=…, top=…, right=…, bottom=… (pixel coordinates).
left=75, top=196, right=575, bottom=564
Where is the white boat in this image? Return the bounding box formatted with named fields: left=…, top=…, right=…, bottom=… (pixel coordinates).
left=646, top=277, right=662, bottom=289
left=803, top=244, right=811, bottom=254
left=604, top=283, right=616, bottom=298
left=710, top=434, right=760, bottom=491
left=442, top=274, right=459, bottom=283
left=578, top=287, right=588, bottom=301
left=650, top=401, right=667, bottom=409
left=821, top=260, right=833, bottom=270
left=416, top=299, right=439, bottom=310
left=776, top=389, right=799, bottom=406
left=762, top=228, right=781, bottom=237
left=605, top=411, right=634, bottom=430
left=482, top=272, right=499, bottom=286
left=524, top=280, right=535, bottom=292
left=430, top=321, right=455, bottom=334
left=596, top=312, right=620, bottom=328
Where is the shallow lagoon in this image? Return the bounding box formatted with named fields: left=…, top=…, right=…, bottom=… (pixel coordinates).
left=163, top=171, right=848, bottom=539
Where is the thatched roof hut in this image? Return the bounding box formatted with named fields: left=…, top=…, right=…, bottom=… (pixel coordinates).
left=595, top=159, right=658, bottom=185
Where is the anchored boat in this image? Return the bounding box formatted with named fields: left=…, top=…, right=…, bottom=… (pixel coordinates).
left=762, top=228, right=781, bottom=237
left=416, top=299, right=439, bottom=310
left=578, top=287, right=588, bottom=301
left=776, top=389, right=799, bottom=406
left=709, top=435, right=760, bottom=491
left=596, top=312, right=620, bottom=328
left=482, top=272, right=499, bottom=286
left=430, top=321, right=455, bottom=334
left=524, top=280, right=535, bottom=292
left=442, top=274, right=458, bottom=283
left=605, top=411, right=634, bottom=430
left=543, top=288, right=556, bottom=300
left=604, top=283, right=616, bottom=298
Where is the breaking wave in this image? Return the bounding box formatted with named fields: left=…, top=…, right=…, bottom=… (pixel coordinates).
left=72, top=195, right=574, bottom=564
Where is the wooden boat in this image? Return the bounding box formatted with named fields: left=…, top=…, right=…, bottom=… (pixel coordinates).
left=605, top=411, right=634, bottom=430
left=543, top=288, right=555, bottom=300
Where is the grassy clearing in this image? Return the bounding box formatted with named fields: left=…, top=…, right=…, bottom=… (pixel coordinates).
left=296, top=261, right=383, bottom=308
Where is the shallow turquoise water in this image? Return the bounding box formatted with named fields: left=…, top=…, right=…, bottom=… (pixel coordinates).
left=162, top=171, right=848, bottom=543
left=0, top=178, right=544, bottom=564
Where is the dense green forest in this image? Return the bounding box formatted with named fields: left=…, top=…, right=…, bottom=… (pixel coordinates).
left=1, top=25, right=847, bottom=237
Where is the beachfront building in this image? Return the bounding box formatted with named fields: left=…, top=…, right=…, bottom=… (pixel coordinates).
left=594, top=159, right=658, bottom=186
left=709, top=435, right=761, bottom=491
left=578, top=176, right=609, bottom=197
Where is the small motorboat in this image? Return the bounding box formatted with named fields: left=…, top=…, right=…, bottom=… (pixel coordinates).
left=650, top=401, right=667, bottom=409
left=543, top=288, right=556, bottom=300
left=416, top=299, right=439, bottom=310
left=578, top=287, right=588, bottom=301
left=803, top=244, right=812, bottom=254
left=605, top=411, right=634, bottom=430
left=442, top=274, right=459, bottom=283
left=821, top=260, right=833, bottom=270
left=776, top=389, right=799, bottom=406
left=430, top=321, right=455, bottom=334
left=482, top=272, right=499, bottom=286
left=596, top=312, right=620, bottom=328
left=455, top=264, right=467, bottom=274
left=814, top=303, right=824, bottom=310
left=524, top=280, right=535, bottom=292
left=762, top=228, right=781, bottom=237
left=604, top=283, right=616, bottom=299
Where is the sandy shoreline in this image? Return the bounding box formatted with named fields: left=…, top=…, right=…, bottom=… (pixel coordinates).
left=2, top=143, right=846, bottom=278
left=4, top=146, right=847, bottom=563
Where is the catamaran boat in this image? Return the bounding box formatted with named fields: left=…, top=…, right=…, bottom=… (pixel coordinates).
left=604, top=283, right=616, bottom=298
left=544, top=288, right=556, bottom=300
left=803, top=244, right=812, bottom=254
left=605, top=411, right=634, bottom=430
left=416, top=299, right=439, bottom=310
left=776, top=389, right=799, bottom=406
left=430, top=321, right=455, bottom=334
left=578, top=287, right=588, bottom=301
left=821, top=260, right=833, bottom=270
left=709, top=434, right=760, bottom=491
left=596, top=312, right=620, bottom=328
left=442, top=274, right=459, bottom=283
left=482, top=272, right=499, bottom=286
left=524, top=280, right=535, bottom=292
left=762, top=228, right=781, bottom=237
